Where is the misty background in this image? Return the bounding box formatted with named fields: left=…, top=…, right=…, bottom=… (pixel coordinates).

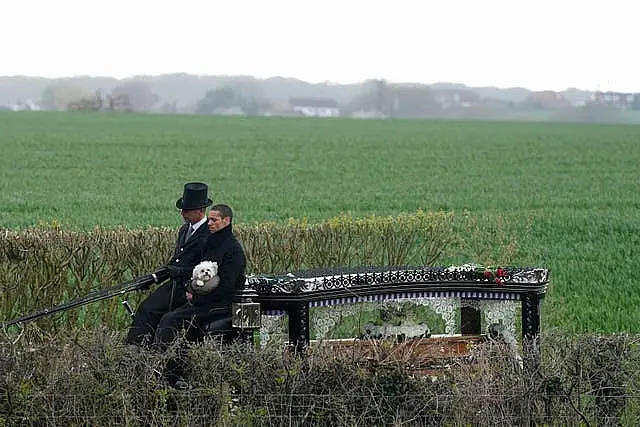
left=2, top=74, right=639, bottom=124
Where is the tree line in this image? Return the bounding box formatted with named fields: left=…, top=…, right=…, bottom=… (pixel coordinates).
left=38, top=78, right=640, bottom=124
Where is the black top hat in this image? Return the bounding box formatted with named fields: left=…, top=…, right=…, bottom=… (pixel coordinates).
left=176, top=182, right=213, bottom=210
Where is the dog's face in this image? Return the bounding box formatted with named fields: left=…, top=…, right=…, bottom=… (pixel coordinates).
left=192, top=261, right=218, bottom=283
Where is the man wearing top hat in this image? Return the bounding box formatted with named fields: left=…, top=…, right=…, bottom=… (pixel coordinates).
left=124, top=182, right=213, bottom=347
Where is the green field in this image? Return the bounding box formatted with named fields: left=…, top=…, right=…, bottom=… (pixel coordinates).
left=1, top=111, right=640, bottom=333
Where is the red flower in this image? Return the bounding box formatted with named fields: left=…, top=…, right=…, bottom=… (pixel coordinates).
left=479, top=267, right=506, bottom=286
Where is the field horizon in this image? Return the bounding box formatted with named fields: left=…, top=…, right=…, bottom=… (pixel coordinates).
left=2, top=111, right=640, bottom=333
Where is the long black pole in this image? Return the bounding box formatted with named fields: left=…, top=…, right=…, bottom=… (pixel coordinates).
left=1, top=269, right=168, bottom=328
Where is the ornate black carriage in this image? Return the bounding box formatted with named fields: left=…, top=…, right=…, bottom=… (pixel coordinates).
left=232, top=264, right=549, bottom=354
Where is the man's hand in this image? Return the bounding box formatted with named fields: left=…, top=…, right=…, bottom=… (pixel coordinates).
left=136, top=267, right=171, bottom=292
left=186, top=291, right=193, bottom=303
left=165, top=265, right=182, bottom=279
left=151, top=266, right=171, bottom=283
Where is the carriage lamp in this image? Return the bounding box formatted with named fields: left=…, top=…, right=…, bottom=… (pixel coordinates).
left=232, top=280, right=261, bottom=330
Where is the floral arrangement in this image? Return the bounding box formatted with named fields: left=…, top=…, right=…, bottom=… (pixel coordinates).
left=482, top=266, right=507, bottom=286
left=445, top=263, right=508, bottom=286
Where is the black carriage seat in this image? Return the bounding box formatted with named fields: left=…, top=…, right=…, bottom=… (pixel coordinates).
left=192, top=316, right=253, bottom=345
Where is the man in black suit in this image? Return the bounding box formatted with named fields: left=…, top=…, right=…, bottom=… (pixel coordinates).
left=158, top=203, right=247, bottom=389
left=124, top=182, right=212, bottom=347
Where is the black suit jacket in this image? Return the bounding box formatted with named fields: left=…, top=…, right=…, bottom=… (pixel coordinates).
left=190, top=223, right=246, bottom=310
left=166, top=221, right=211, bottom=286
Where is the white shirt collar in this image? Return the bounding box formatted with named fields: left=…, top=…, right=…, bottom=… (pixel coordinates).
left=189, top=216, right=208, bottom=232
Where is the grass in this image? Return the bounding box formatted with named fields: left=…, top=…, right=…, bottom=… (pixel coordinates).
left=1, top=111, right=640, bottom=333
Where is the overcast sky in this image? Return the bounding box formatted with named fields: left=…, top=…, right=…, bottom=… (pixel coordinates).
left=2, top=0, right=638, bottom=92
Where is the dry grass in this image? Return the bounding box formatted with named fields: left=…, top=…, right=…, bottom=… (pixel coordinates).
left=1, top=329, right=639, bottom=426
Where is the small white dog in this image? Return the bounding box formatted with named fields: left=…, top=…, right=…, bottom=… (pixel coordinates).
left=188, top=260, right=220, bottom=295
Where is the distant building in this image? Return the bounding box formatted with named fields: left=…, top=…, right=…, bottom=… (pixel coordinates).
left=591, top=91, right=638, bottom=109
left=10, top=100, right=42, bottom=111
left=288, top=97, right=341, bottom=117
left=522, top=91, right=572, bottom=110
left=431, top=89, right=480, bottom=109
